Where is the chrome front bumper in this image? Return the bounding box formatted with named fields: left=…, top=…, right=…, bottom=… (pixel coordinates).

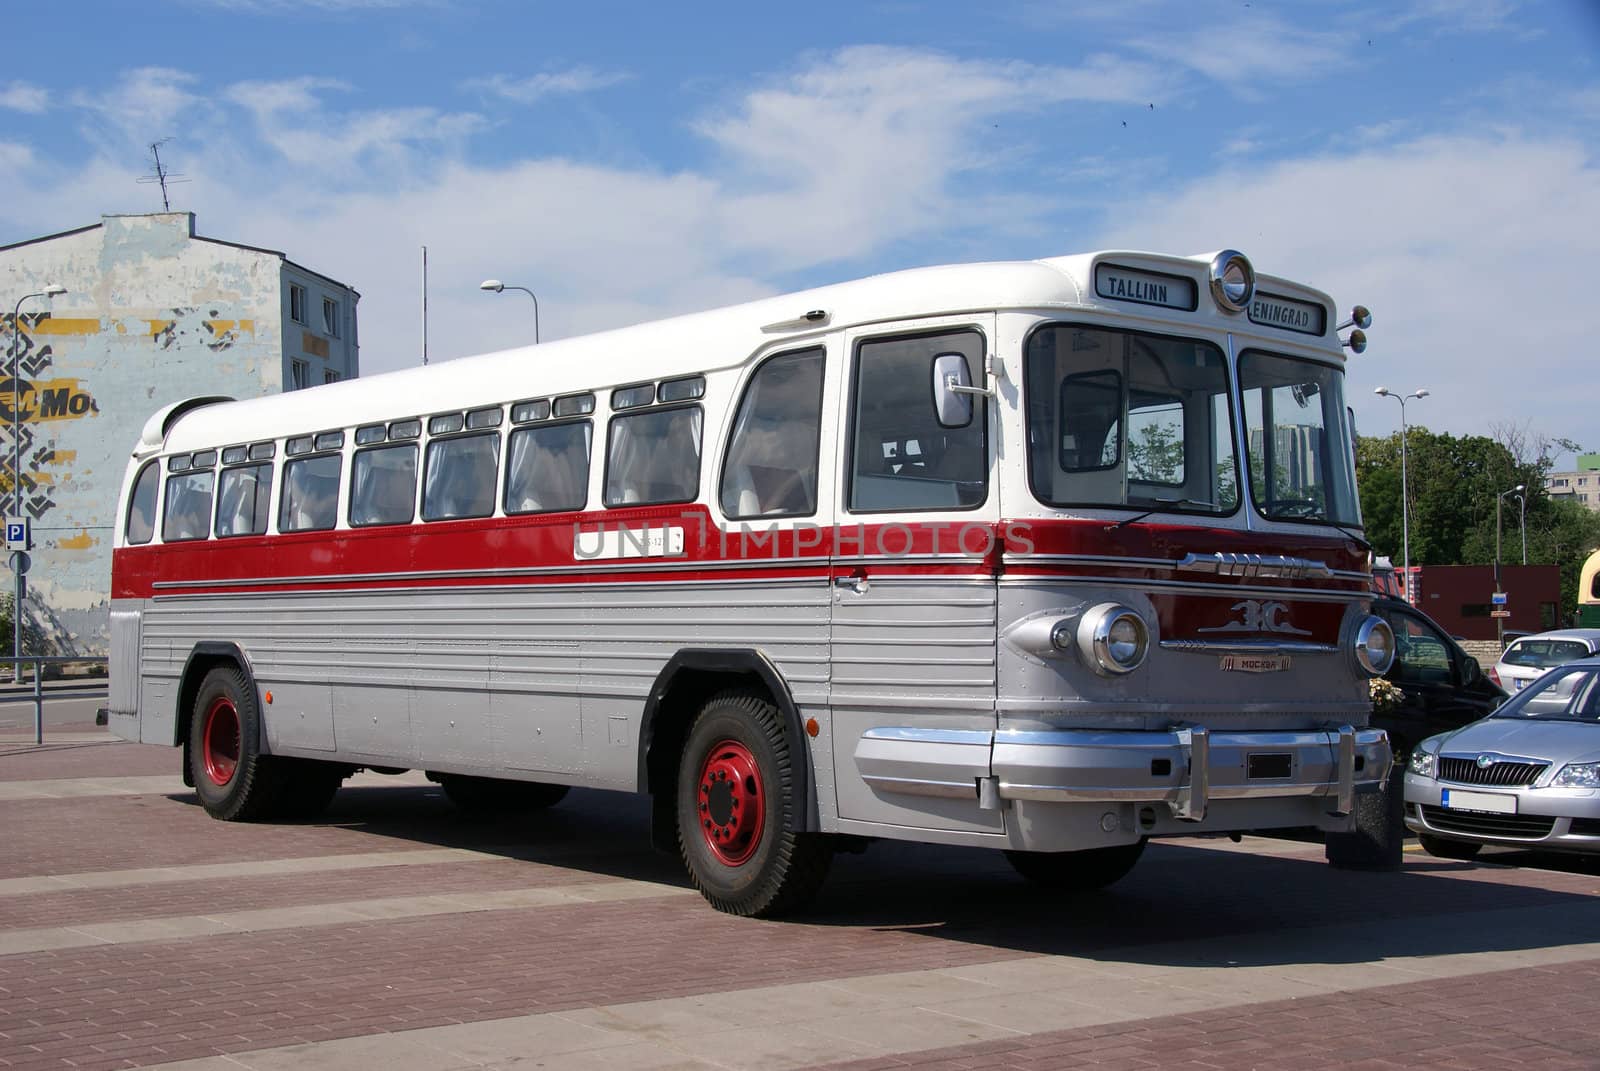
left=855, top=724, right=1392, bottom=821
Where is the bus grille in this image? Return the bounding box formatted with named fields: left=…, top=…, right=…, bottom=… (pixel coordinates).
left=1420, top=806, right=1554, bottom=840
left=1437, top=758, right=1547, bottom=787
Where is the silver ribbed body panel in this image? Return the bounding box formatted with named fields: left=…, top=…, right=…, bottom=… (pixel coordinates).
left=125, top=577, right=831, bottom=788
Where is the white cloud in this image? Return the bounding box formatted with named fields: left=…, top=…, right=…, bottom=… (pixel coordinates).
left=698, top=45, right=1168, bottom=265
left=1091, top=132, right=1600, bottom=450
left=1131, top=14, right=1354, bottom=89
left=223, top=76, right=486, bottom=183
left=69, top=68, right=201, bottom=146
left=0, top=82, right=48, bottom=114
left=463, top=69, right=629, bottom=106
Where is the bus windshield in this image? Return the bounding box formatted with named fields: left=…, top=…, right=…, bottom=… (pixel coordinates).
left=1238, top=351, right=1360, bottom=526
left=1025, top=325, right=1238, bottom=515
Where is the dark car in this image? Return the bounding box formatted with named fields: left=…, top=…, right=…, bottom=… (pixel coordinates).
left=1371, top=596, right=1507, bottom=759
left=1326, top=597, right=1508, bottom=870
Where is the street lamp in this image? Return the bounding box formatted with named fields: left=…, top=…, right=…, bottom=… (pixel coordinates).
left=1496, top=483, right=1526, bottom=649
left=479, top=279, right=539, bottom=344
left=9, top=284, right=67, bottom=683
left=1373, top=387, right=1429, bottom=602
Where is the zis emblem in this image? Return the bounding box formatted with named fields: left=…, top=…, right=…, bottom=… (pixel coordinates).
left=1198, top=599, right=1311, bottom=636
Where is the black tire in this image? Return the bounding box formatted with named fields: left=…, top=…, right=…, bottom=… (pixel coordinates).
left=675, top=690, right=832, bottom=917
left=189, top=665, right=281, bottom=821
left=1419, top=833, right=1483, bottom=860
left=1326, top=764, right=1406, bottom=870
left=1004, top=839, right=1146, bottom=892
left=271, top=759, right=346, bottom=821
left=437, top=774, right=570, bottom=814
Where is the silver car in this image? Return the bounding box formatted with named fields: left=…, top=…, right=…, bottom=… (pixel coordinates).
left=1491, top=629, right=1600, bottom=692
left=1404, top=655, right=1600, bottom=859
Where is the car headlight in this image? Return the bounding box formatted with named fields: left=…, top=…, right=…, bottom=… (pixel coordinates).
left=1554, top=762, right=1600, bottom=789
left=1077, top=603, right=1151, bottom=676
left=1408, top=749, right=1436, bottom=778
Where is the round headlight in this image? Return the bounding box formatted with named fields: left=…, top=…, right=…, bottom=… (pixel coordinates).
left=1354, top=614, right=1395, bottom=676
left=1079, top=603, right=1151, bottom=675
left=1209, top=250, right=1255, bottom=313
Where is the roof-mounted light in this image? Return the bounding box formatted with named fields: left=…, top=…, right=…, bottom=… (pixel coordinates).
left=1208, top=250, right=1254, bottom=313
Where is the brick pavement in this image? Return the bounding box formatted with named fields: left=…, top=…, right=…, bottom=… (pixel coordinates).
left=804, top=960, right=1600, bottom=1070
left=4, top=736, right=1600, bottom=1070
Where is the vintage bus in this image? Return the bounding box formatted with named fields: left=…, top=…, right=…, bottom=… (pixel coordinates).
left=108, top=248, right=1396, bottom=916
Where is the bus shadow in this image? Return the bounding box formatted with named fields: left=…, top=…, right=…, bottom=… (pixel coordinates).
left=168, top=780, right=1600, bottom=968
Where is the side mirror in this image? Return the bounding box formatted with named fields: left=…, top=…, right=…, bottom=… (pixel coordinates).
left=931, top=352, right=975, bottom=428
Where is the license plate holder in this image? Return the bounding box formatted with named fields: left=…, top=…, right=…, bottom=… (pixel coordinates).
left=1220, top=653, right=1291, bottom=673
left=1441, top=788, right=1517, bottom=814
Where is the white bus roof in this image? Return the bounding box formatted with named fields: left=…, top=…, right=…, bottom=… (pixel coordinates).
left=154, top=250, right=1337, bottom=456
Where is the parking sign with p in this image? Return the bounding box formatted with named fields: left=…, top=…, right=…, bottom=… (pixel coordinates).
left=5, top=517, right=27, bottom=550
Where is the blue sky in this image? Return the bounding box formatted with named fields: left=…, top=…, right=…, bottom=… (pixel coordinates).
left=4, top=0, right=1599, bottom=465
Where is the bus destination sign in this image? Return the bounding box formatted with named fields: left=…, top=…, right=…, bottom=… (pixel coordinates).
left=1247, top=291, right=1327, bottom=335
left=1094, top=264, right=1198, bottom=311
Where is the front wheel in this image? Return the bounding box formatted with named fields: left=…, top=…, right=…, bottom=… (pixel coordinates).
left=1004, top=840, right=1146, bottom=892
left=675, top=691, right=832, bottom=917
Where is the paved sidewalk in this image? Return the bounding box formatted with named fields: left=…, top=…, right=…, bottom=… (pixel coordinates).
left=2, top=737, right=1597, bottom=1070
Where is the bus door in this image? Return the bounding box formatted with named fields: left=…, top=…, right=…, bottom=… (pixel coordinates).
left=830, top=318, right=1004, bottom=832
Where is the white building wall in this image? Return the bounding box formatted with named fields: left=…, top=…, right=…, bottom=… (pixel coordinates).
left=0, top=212, right=358, bottom=654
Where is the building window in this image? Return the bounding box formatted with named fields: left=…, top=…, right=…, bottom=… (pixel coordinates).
left=290, top=284, right=306, bottom=324
left=291, top=359, right=310, bottom=390
left=323, top=297, right=340, bottom=337
left=325, top=370, right=340, bottom=385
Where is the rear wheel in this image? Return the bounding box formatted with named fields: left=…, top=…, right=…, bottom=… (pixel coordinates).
left=1418, top=833, right=1482, bottom=860
left=1005, top=840, right=1146, bottom=892
left=436, top=774, right=570, bottom=814
left=675, top=691, right=832, bottom=917
left=189, top=666, right=281, bottom=821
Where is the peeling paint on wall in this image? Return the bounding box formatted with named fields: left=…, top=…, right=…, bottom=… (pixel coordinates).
left=0, top=212, right=357, bottom=655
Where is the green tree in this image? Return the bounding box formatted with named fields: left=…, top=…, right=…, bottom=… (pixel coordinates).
left=1357, top=426, right=1600, bottom=619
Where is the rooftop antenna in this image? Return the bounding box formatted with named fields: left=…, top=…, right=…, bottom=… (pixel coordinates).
left=421, top=245, right=429, bottom=366
left=137, top=138, right=188, bottom=210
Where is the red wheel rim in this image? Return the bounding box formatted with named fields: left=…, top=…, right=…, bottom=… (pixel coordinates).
left=202, top=696, right=241, bottom=787
left=696, top=739, right=766, bottom=866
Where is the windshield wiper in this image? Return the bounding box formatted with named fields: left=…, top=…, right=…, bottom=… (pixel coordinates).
left=1105, top=498, right=1217, bottom=532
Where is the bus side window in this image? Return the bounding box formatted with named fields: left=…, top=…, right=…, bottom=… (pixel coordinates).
left=505, top=422, right=591, bottom=514
left=422, top=432, right=500, bottom=521
left=279, top=454, right=341, bottom=532
left=850, top=330, right=987, bottom=512
left=162, top=471, right=216, bottom=542
left=604, top=407, right=702, bottom=507
left=350, top=444, right=418, bottom=527
left=720, top=348, right=824, bottom=518
left=214, top=463, right=273, bottom=538
left=126, top=460, right=159, bottom=545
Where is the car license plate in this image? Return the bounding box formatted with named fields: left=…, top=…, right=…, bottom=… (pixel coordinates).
left=1516, top=679, right=1528, bottom=691
left=1441, top=788, right=1517, bottom=814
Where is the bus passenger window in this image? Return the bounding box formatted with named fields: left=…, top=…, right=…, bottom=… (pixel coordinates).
left=721, top=348, right=823, bottom=518
left=126, top=461, right=159, bottom=545
left=351, top=444, right=418, bottom=526
left=162, top=470, right=215, bottom=542
left=422, top=432, right=500, bottom=521
left=214, top=463, right=272, bottom=538
left=279, top=454, right=341, bottom=532
left=604, top=407, right=702, bottom=507
left=505, top=422, right=591, bottom=514
left=850, top=330, right=986, bottom=512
